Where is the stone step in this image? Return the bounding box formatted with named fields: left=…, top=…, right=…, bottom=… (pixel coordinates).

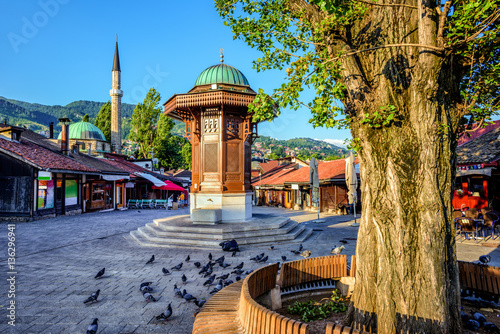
left=144, top=219, right=299, bottom=240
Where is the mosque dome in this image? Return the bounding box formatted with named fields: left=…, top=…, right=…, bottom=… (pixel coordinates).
left=57, top=121, right=107, bottom=141
left=194, top=64, right=250, bottom=87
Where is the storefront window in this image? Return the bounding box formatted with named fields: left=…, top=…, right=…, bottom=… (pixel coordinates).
left=65, top=179, right=78, bottom=206
left=92, top=183, right=105, bottom=201
left=469, top=177, right=484, bottom=197
left=38, top=180, right=54, bottom=209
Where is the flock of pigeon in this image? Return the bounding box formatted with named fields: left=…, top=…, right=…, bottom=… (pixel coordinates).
left=83, top=242, right=341, bottom=333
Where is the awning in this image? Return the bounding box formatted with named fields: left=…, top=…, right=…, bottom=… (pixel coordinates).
left=152, top=180, right=185, bottom=191
left=102, top=174, right=129, bottom=181
left=134, top=172, right=167, bottom=187
left=457, top=167, right=494, bottom=177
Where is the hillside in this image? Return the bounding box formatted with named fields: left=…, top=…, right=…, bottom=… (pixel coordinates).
left=253, top=136, right=347, bottom=160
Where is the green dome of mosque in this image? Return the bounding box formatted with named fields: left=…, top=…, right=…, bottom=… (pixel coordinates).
left=57, top=121, right=106, bottom=141
left=195, top=64, right=250, bottom=87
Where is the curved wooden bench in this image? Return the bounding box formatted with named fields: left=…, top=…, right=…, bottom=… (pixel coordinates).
left=325, top=323, right=369, bottom=334
left=192, top=280, right=244, bottom=334
left=458, top=261, right=500, bottom=298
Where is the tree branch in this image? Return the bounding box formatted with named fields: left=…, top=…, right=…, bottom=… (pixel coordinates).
left=437, top=1, right=452, bottom=44
left=355, top=0, right=417, bottom=9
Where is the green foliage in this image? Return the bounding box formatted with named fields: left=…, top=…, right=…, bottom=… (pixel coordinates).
left=155, top=135, right=189, bottom=170
left=82, top=114, right=90, bottom=122
left=360, top=105, right=398, bottom=128
left=181, top=141, right=192, bottom=169
left=94, top=102, right=111, bottom=141
left=287, top=290, right=348, bottom=323
left=129, top=88, right=162, bottom=159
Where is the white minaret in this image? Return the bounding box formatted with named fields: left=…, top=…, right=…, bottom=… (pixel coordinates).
left=110, top=38, right=122, bottom=154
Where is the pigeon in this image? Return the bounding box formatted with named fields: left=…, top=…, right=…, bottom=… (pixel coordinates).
left=162, top=268, right=171, bottom=275
left=232, top=251, right=237, bottom=257
left=250, top=253, right=265, bottom=262
left=185, top=255, right=190, bottom=262
left=182, top=289, right=196, bottom=302
left=182, top=274, right=187, bottom=284
left=258, top=255, right=269, bottom=263
left=472, top=312, right=487, bottom=324
left=281, top=256, right=287, bottom=262
left=146, top=255, right=155, bottom=264
left=203, top=274, right=216, bottom=286
left=465, top=319, right=480, bottom=330
left=174, top=284, right=183, bottom=298
left=86, top=318, right=98, bottom=334
left=232, top=269, right=244, bottom=275
left=300, top=250, right=311, bottom=258
left=224, top=279, right=234, bottom=287
left=269, top=245, right=274, bottom=250
left=215, top=256, right=225, bottom=264
left=140, top=285, right=153, bottom=293
left=484, top=322, right=500, bottom=333
left=291, top=250, right=301, bottom=255
left=83, top=289, right=100, bottom=304
left=140, top=282, right=152, bottom=289
left=156, top=303, right=172, bottom=321
left=194, top=299, right=206, bottom=308
left=94, top=268, right=105, bottom=279
left=235, top=276, right=242, bottom=281
left=216, top=273, right=229, bottom=280
left=245, top=270, right=253, bottom=275
left=479, top=255, right=491, bottom=264
left=234, top=262, right=244, bottom=270
left=210, top=287, right=221, bottom=294
left=208, top=253, right=213, bottom=261
left=331, top=245, right=345, bottom=255
left=210, top=280, right=223, bottom=294
left=171, top=263, right=183, bottom=271
left=339, top=239, right=348, bottom=244
left=299, top=244, right=303, bottom=252
left=220, top=262, right=231, bottom=268
left=143, top=291, right=157, bottom=302
left=194, top=262, right=201, bottom=268
left=203, top=268, right=214, bottom=277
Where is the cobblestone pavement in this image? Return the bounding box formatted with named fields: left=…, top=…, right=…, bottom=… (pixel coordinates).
left=1, top=207, right=499, bottom=333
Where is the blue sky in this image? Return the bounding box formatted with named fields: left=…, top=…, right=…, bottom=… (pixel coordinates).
left=0, top=0, right=351, bottom=147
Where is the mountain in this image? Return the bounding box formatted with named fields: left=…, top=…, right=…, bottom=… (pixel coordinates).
left=253, top=136, right=347, bottom=160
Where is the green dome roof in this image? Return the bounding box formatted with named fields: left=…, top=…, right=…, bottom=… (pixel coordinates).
left=195, top=64, right=249, bottom=87
left=57, top=121, right=106, bottom=141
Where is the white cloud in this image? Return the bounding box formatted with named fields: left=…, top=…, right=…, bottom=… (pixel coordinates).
left=315, top=138, right=348, bottom=148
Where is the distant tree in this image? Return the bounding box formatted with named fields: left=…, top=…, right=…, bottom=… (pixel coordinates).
left=267, top=152, right=279, bottom=160
left=94, top=102, right=111, bottom=141
left=129, top=88, right=162, bottom=159
left=122, top=118, right=132, bottom=140
left=82, top=114, right=90, bottom=122
left=181, top=141, right=192, bottom=169
left=271, top=146, right=286, bottom=158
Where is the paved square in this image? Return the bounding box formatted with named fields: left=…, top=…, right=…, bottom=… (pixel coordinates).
left=1, top=207, right=498, bottom=333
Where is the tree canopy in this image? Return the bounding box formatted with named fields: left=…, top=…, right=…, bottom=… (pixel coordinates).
left=94, top=101, right=111, bottom=141
left=216, top=0, right=499, bottom=332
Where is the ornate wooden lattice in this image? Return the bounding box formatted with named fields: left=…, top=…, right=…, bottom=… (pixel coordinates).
left=204, top=143, right=218, bottom=173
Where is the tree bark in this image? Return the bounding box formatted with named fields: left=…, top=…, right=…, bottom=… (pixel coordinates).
left=289, top=0, right=464, bottom=332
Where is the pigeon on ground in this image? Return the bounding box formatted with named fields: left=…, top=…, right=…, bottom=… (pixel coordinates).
left=232, top=251, right=237, bottom=257
left=472, top=312, right=487, bottom=324
left=182, top=274, right=187, bottom=284
left=465, top=319, right=480, bottom=330
left=224, top=280, right=234, bottom=287
left=203, top=268, right=214, bottom=277
left=269, top=245, right=274, bottom=250
left=203, top=274, right=216, bottom=286
left=258, top=255, right=269, bottom=263
left=339, top=239, right=348, bottom=244
left=235, top=276, right=242, bottom=281
left=171, top=263, right=183, bottom=271
left=194, top=299, right=206, bottom=308
left=83, top=289, right=100, bottom=304
left=208, top=253, right=213, bottom=261
left=331, top=245, right=345, bottom=255
left=185, top=255, right=190, bottom=262
left=210, top=280, right=224, bottom=294
left=143, top=291, right=157, bottom=302
left=300, top=250, right=311, bottom=258
left=182, top=289, right=196, bottom=302
left=94, top=268, right=105, bottom=279
left=234, top=262, right=244, bottom=270
left=174, top=284, right=183, bottom=298
left=291, top=250, right=300, bottom=255
left=299, top=244, right=303, bottom=252
left=216, top=273, right=229, bottom=280
left=194, top=262, right=201, bottom=268
left=215, top=256, right=225, bottom=264
left=479, top=255, right=491, bottom=264
left=281, top=256, right=287, bottom=262
left=250, top=253, right=265, bottom=261
left=220, top=262, right=231, bottom=268
left=162, top=268, right=171, bottom=275
left=483, top=322, right=500, bottom=333
left=245, top=270, right=253, bottom=275
left=146, top=255, right=155, bottom=264
left=140, top=282, right=152, bottom=289
left=156, top=303, right=172, bottom=321
left=140, top=285, right=153, bottom=293
left=232, top=269, right=244, bottom=275
left=86, top=318, right=98, bottom=334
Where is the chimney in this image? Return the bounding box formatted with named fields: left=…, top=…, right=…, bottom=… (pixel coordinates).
left=49, top=122, right=54, bottom=139
left=58, top=117, right=71, bottom=155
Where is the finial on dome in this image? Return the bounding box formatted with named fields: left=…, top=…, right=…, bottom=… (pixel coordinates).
left=220, top=47, right=224, bottom=63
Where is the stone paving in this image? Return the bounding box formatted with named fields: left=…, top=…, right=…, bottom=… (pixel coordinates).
left=0, top=207, right=499, bottom=333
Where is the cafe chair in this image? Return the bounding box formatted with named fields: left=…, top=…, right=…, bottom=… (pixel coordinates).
left=482, top=211, right=500, bottom=240
left=455, top=217, right=481, bottom=243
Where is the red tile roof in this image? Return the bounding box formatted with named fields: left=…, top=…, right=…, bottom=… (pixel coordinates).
left=0, top=137, right=99, bottom=173
left=458, top=120, right=500, bottom=146
left=259, top=160, right=280, bottom=173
